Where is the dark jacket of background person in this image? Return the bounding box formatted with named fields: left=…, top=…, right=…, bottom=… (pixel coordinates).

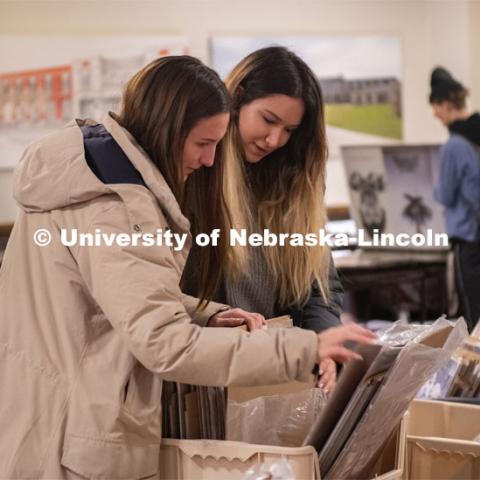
left=434, top=113, right=480, bottom=242
left=434, top=112, right=480, bottom=332
left=183, top=244, right=344, bottom=333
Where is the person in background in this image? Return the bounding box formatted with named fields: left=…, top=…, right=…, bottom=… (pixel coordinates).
left=183, top=47, right=344, bottom=395
left=0, top=55, right=375, bottom=478
left=430, top=66, right=480, bottom=332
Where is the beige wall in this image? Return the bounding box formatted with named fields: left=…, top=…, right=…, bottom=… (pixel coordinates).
left=470, top=0, right=480, bottom=111
left=0, top=0, right=478, bottom=221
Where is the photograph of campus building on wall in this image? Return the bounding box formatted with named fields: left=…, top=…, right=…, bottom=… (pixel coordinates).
left=0, top=36, right=187, bottom=168
left=320, top=76, right=401, bottom=116
left=211, top=36, right=403, bottom=141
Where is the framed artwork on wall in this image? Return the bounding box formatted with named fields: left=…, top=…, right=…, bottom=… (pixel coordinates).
left=342, top=144, right=445, bottom=247
left=210, top=35, right=403, bottom=142
left=0, top=35, right=188, bottom=169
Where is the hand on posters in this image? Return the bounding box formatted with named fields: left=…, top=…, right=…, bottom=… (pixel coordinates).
left=208, top=308, right=266, bottom=331
left=317, top=324, right=376, bottom=364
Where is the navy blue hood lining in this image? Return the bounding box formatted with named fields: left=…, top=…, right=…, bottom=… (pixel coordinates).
left=81, top=124, right=146, bottom=186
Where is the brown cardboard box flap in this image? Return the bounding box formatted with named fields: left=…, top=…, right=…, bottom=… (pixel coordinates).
left=228, top=375, right=317, bottom=403
left=161, top=438, right=317, bottom=462
left=159, top=418, right=406, bottom=480
left=409, top=399, right=480, bottom=439
left=409, top=436, right=480, bottom=457
left=407, top=399, right=480, bottom=479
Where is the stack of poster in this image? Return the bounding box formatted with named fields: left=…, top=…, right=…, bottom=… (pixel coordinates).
left=417, top=321, right=480, bottom=400
left=162, top=383, right=227, bottom=440
left=303, top=318, right=466, bottom=479
left=161, top=315, right=293, bottom=440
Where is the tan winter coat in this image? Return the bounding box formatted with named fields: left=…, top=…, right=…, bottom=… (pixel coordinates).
left=0, top=113, right=318, bottom=479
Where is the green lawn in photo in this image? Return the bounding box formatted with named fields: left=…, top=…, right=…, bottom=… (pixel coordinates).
left=325, top=103, right=403, bottom=140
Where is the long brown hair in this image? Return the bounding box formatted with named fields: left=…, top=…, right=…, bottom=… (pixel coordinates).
left=223, top=46, right=331, bottom=307
left=118, top=56, right=231, bottom=306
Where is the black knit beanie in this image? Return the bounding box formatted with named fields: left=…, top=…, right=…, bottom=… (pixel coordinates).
left=429, top=66, right=465, bottom=103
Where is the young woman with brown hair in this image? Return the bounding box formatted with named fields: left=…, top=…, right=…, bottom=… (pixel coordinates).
left=0, top=55, right=373, bottom=478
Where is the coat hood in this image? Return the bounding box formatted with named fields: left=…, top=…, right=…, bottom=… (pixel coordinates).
left=13, top=113, right=190, bottom=232
left=449, top=112, right=480, bottom=147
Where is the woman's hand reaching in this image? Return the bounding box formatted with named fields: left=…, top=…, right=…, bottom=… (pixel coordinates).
left=317, top=324, right=376, bottom=364
left=207, top=308, right=266, bottom=331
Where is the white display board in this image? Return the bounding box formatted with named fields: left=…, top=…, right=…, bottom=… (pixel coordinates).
left=342, top=144, right=446, bottom=248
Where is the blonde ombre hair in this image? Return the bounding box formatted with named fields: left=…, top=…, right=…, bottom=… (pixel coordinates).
left=222, top=46, right=331, bottom=307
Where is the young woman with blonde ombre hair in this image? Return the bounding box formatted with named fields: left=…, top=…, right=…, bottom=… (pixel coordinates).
left=183, top=46, right=344, bottom=393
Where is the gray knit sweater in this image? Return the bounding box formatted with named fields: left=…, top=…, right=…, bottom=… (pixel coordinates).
left=224, top=245, right=276, bottom=319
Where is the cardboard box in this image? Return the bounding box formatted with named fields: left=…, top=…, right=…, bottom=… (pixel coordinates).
left=159, top=416, right=406, bottom=479
left=406, top=399, right=480, bottom=479
left=159, top=439, right=320, bottom=479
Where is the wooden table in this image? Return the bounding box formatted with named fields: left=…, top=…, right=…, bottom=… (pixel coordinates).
left=334, top=248, right=449, bottom=322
